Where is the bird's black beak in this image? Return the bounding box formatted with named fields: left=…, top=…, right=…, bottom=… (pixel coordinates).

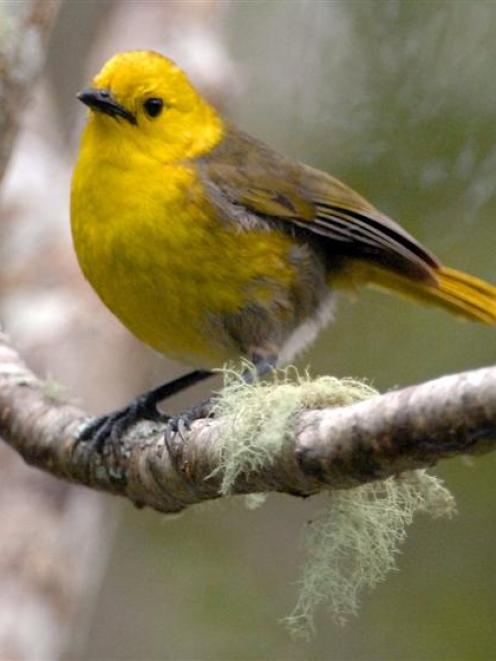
left=77, top=88, right=136, bottom=125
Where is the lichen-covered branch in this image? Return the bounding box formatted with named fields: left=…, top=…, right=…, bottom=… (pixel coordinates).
left=1, top=330, right=495, bottom=515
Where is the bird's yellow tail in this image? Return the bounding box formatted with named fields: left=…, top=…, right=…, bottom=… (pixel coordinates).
left=425, top=266, right=496, bottom=324
left=377, top=265, right=496, bottom=324
left=337, top=262, right=496, bottom=324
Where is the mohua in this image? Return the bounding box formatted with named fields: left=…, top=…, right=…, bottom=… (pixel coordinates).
left=71, top=50, right=496, bottom=446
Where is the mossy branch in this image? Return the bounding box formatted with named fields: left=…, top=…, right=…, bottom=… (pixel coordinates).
left=0, top=330, right=495, bottom=514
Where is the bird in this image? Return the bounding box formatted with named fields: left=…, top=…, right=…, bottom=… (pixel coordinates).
left=71, top=50, right=496, bottom=447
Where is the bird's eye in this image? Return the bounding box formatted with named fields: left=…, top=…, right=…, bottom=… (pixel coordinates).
left=143, top=97, right=164, bottom=118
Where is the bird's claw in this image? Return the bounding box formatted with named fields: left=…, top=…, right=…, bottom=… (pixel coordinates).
left=78, top=395, right=213, bottom=454
left=164, top=412, right=194, bottom=444
left=77, top=412, right=127, bottom=453
left=164, top=401, right=213, bottom=443
left=77, top=395, right=165, bottom=453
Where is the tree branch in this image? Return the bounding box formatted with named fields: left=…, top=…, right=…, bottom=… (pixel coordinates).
left=1, top=331, right=495, bottom=514
left=0, top=334, right=496, bottom=512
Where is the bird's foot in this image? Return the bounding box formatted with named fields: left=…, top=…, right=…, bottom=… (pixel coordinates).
left=77, top=393, right=166, bottom=453
left=164, top=398, right=214, bottom=443
left=76, top=370, right=214, bottom=453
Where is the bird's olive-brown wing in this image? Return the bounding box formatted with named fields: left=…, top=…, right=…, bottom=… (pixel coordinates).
left=199, top=125, right=439, bottom=283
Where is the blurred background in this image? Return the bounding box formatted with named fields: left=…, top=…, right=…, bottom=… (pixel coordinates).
left=1, top=1, right=495, bottom=659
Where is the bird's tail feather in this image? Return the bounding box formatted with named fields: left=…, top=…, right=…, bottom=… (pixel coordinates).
left=336, top=261, right=496, bottom=324
left=374, top=265, right=496, bottom=324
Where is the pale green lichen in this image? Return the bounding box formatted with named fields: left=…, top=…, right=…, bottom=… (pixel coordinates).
left=41, top=376, right=67, bottom=403
left=211, top=365, right=377, bottom=495
left=244, top=493, right=268, bottom=510
left=210, top=366, right=456, bottom=639
left=284, top=470, right=456, bottom=639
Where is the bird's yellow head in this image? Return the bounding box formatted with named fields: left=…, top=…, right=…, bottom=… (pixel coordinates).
left=78, top=50, right=224, bottom=162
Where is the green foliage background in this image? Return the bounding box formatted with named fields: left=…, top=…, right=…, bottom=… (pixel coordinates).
left=80, top=2, right=496, bottom=659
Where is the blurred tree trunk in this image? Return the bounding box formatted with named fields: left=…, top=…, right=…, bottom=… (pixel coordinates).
left=0, top=0, right=59, bottom=180
left=0, top=3, right=115, bottom=658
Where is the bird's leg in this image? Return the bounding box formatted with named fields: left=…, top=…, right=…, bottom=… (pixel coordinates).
left=78, top=370, right=213, bottom=450
left=165, top=353, right=278, bottom=439
left=241, top=353, right=278, bottom=384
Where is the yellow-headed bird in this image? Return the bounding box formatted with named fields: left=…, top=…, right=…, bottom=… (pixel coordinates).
left=71, top=50, right=496, bottom=446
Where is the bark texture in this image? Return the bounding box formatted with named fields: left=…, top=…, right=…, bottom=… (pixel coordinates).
left=1, top=331, right=495, bottom=515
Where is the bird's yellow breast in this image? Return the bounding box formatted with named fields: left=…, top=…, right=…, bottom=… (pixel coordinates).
left=71, top=130, right=297, bottom=366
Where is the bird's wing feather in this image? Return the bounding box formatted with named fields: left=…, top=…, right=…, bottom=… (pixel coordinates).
left=199, top=126, right=439, bottom=283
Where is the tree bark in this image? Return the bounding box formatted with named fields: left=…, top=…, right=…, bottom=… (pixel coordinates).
left=1, top=330, right=495, bottom=515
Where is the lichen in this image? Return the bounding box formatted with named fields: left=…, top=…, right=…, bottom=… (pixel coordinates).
left=210, top=366, right=456, bottom=638
left=283, top=470, right=456, bottom=639
left=244, top=493, right=268, bottom=510
left=41, top=376, right=67, bottom=403
left=210, top=365, right=377, bottom=495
